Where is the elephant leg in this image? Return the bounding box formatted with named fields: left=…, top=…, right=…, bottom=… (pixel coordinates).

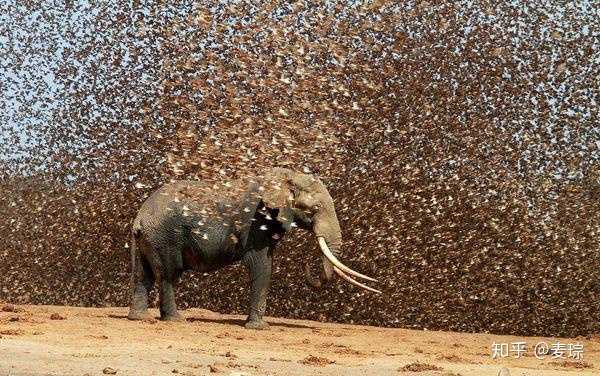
left=158, top=276, right=184, bottom=322
left=243, top=246, right=272, bottom=330
left=128, top=237, right=155, bottom=320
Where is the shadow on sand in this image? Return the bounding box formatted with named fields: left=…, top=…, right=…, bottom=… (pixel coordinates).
left=186, top=316, right=315, bottom=329
left=106, top=313, right=316, bottom=329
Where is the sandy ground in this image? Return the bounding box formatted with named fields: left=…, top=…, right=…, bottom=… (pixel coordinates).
left=0, top=305, right=597, bottom=376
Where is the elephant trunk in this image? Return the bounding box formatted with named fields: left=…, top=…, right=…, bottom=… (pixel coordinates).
left=303, top=204, right=341, bottom=288
left=312, top=206, right=381, bottom=293
left=299, top=185, right=379, bottom=293
left=312, top=209, right=341, bottom=284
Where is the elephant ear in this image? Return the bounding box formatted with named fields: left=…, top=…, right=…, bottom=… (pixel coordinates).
left=260, top=168, right=295, bottom=230
left=260, top=168, right=294, bottom=210
left=261, top=181, right=293, bottom=209
left=236, top=181, right=262, bottom=248
left=236, top=169, right=294, bottom=248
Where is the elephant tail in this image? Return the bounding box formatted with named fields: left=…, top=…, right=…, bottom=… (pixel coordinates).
left=132, top=215, right=143, bottom=237
left=130, top=221, right=143, bottom=286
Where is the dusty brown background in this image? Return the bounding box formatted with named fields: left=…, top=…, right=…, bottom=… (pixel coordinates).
left=1, top=1, right=598, bottom=337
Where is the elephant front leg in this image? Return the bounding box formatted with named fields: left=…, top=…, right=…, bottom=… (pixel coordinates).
left=243, top=247, right=272, bottom=330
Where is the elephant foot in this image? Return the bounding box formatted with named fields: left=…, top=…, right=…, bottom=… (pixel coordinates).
left=244, top=319, right=270, bottom=330
left=160, top=312, right=185, bottom=322
left=127, top=309, right=153, bottom=321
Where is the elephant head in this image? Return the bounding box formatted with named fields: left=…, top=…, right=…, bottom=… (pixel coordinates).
left=260, top=168, right=380, bottom=293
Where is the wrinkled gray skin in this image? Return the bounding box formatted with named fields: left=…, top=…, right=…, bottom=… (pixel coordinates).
left=127, top=168, right=342, bottom=330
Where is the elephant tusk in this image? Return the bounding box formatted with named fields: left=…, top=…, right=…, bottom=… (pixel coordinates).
left=334, top=267, right=382, bottom=294
left=317, top=237, right=378, bottom=283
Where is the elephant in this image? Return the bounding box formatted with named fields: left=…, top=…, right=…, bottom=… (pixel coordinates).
left=127, top=167, right=379, bottom=330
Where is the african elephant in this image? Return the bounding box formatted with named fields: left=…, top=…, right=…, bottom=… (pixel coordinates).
left=127, top=167, right=379, bottom=330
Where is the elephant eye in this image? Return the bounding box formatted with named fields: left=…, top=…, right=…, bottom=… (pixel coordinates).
left=295, top=193, right=310, bottom=208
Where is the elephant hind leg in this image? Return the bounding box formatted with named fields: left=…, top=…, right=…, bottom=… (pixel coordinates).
left=158, top=277, right=184, bottom=322
left=128, top=235, right=155, bottom=321
left=150, top=244, right=184, bottom=322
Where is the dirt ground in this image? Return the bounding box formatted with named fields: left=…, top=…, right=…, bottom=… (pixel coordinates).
left=0, top=305, right=597, bottom=376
